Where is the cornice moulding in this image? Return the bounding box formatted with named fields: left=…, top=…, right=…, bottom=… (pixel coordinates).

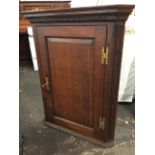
left=23, top=5, right=135, bottom=23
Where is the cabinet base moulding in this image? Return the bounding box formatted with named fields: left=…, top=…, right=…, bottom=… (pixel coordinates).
left=44, top=121, right=115, bottom=148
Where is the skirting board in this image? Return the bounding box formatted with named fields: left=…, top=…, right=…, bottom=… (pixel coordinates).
left=44, top=121, right=114, bottom=148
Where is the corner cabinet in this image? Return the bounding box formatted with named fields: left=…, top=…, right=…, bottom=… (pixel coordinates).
left=23, top=5, right=134, bottom=147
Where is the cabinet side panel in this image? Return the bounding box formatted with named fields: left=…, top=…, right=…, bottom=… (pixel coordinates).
left=108, top=23, right=125, bottom=141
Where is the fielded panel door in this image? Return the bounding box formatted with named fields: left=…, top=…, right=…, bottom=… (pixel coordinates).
left=35, top=25, right=108, bottom=141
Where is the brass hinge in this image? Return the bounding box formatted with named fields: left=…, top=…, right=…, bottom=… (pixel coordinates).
left=101, top=46, right=109, bottom=64
left=42, top=76, right=50, bottom=90
left=99, top=116, right=105, bottom=130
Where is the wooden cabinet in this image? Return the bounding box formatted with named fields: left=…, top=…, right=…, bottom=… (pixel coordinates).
left=19, top=1, right=70, bottom=61
left=19, top=1, right=71, bottom=32
left=23, top=5, right=134, bottom=147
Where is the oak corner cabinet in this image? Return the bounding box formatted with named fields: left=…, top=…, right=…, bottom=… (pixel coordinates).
left=23, top=5, right=134, bottom=147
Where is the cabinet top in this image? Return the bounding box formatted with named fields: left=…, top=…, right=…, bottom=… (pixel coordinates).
left=23, top=4, right=135, bottom=23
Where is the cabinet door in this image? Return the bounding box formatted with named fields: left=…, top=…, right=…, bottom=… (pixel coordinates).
left=35, top=25, right=108, bottom=141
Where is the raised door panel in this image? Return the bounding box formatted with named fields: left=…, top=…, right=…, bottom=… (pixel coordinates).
left=35, top=25, right=107, bottom=139
left=47, top=37, right=93, bottom=127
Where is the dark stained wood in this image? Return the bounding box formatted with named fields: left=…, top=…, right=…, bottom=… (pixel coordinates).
left=35, top=25, right=107, bottom=138
left=23, top=4, right=134, bottom=23
left=23, top=5, right=134, bottom=147
left=48, top=37, right=94, bottom=127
